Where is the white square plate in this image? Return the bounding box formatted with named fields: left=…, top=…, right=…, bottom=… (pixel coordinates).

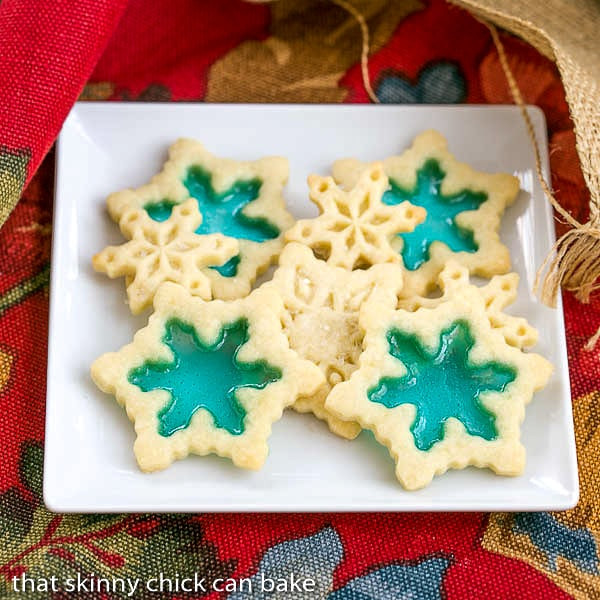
left=44, top=103, right=578, bottom=512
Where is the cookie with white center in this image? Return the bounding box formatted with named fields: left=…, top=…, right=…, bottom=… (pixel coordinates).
left=264, top=242, right=404, bottom=439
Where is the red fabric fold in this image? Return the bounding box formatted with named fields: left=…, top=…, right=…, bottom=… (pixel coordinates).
left=0, top=0, right=128, bottom=224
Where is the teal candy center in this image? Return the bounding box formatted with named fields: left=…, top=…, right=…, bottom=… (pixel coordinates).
left=382, top=160, right=487, bottom=271
left=367, top=320, right=516, bottom=451
left=128, top=318, right=282, bottom=437
left=144, top=167, right=281, bottom=279
left=144, top=166, right=280, bottom=243
left=145, top=200, right=177, bottom=223
left=210, top=255, right=241, bottom=278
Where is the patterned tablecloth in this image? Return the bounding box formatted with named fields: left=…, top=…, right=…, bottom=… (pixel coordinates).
left=0, top=1, right=598, bottom=598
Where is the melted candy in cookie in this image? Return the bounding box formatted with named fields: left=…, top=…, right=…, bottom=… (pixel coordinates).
left=91, top=283, right=324, bottom=472
left=145, top=167, right=281, bottom=279
left=383, top=160, right=486, bottom=270
left=107, top=139, right=294, bottom=299
left=368, top=320, right=515, bottom=451
left=145, top=167, right=279, bottom=242
left=129, top=318, right=281, bottom=437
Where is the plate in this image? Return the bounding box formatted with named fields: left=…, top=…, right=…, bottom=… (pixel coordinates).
left=44, top=103, right=578, bottom=512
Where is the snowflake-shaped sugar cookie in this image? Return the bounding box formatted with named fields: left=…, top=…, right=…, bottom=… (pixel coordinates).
left=91, top=283, right=324, bottom=472
left=93, top=200, right=238, bottom=314
left=285, top=164, right=425, bottom=270
left=325, top=261, right=552, bottom=490
left=332, top=130, right=520, bottom=295
left=106, top=138, right=295, bottom=299
left=264, top=243, right=404, bottom=439
left=398, top=269, right=540, bottom=351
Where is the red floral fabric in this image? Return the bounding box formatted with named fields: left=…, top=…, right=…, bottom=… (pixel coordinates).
left=0, top=1, right=598, bottom=598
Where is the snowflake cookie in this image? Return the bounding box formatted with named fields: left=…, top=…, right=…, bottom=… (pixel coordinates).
left=325, top=261, right=552, bottom=490
left=264, top=243, right=404, bottom=439
left=332, top=130, right=520, bottom=296
left=93, top=200, right=239, bottom=314
left=91, top=283, right=324, bottom=472
left=106, top=138, right=295, bottom=299
left=285, top=163, right=425, bottom=270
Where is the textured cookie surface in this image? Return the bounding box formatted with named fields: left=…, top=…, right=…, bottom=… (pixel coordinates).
left=91, top=283, right=324, bottom=472
left=286, top=163, right=425, bottom=270
left=332, top=130, right=520, bottom=295
left=325, top=261, right=552, bottom=490
left=93, top=200, right=238, bottom=314
left=264, top=243, right=404, bottom=439
left=106, top=138, right=295, bottom=299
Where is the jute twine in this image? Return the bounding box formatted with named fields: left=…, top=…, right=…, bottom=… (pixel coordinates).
left=248, top=0, right=600, bottom=349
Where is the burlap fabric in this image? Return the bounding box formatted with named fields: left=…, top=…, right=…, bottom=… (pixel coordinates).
left=1, top=2, right=599, bottom=598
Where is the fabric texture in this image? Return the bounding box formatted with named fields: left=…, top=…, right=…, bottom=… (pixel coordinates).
left=0, top=0, right=599, bottom=598
left=0, top=0, right=129, bottom=226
